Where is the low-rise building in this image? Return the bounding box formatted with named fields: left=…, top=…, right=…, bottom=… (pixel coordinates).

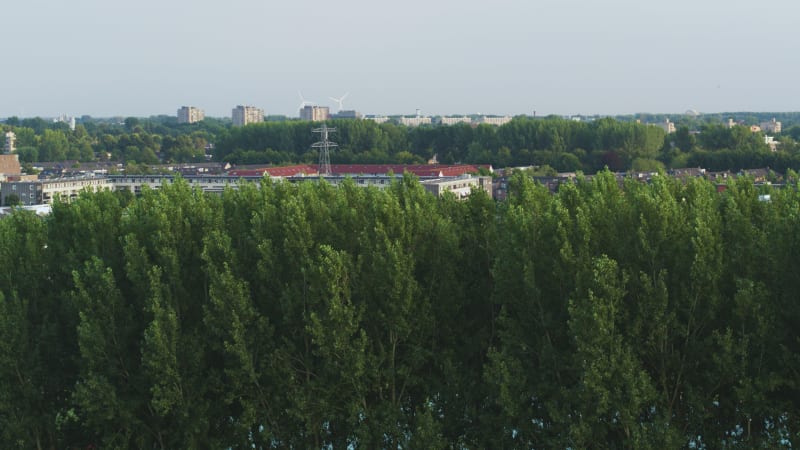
left=474, top=116, right=512, bottom=126
left=365, top=116, right=389, bottom=124
left=54, top=115, right=76, bottom=131
left=398, top=116, right=432, bottom=127
left=420, top=175, right=493, bottom=199
left=228, top=163, right=489, bottom=179
left=108, top=175, right=250, bottom=195
left=0, top=163, right=494, bottom=207
left=765, top=135, right=780, bottom=151
left=0, top=177, right=111, bottom=206
left=228, top=164, right=318, bottom=179
left=0, top=154, right=21, bottom=177
left=437, top=116, right=472, bottom=126
left=655, top=118, right=676, bottom=134
left=287, top=175, right=399, bottom=190
left=761, top=118, right=782, bottom=134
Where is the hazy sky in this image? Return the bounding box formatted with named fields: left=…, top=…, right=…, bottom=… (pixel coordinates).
left=2, top=0, right=798, bottom=118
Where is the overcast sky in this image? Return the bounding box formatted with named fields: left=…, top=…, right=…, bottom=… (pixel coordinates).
left=2, top=0, right=798, bottom=118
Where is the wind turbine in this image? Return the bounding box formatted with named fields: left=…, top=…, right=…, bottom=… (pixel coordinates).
left=329, top=92, right=349, bottom=112
left=297, top=91, right=315, bottom=111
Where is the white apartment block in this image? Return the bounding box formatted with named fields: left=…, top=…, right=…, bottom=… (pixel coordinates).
left=760, top=118, right=782, bottom=134
left=420, top=176, right=494, bottom=200
left=0, top=172, right=495, bottom=207
left=232, top=105, right=264, bottom=127
left=54, top=115, right=76, bottom=131
left=765, top=135, right=780, bottom=152
left=109, top=175, right=238, bottom=195
left=4, top=131, right=15, bottom=154
left=656, top=118, right=676, bottom=134
left=399, top=116, right=432, bottom=127
left=109, top=174, right=493, bottom=198
left=474, top=116, right=512, bottom=126
left=300, top=105, right=330, bottom=122
left=0, top=177, right=112, bottom=206
left=438, top=116, right=472, bottom=126
left=365, top=116, right=389, bottom=124
left=177, top=106, right=205, bottom=124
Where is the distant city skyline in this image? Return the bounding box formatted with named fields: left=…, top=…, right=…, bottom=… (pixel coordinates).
left=1, top=0, right=798, bottom=118
left=4, top=106, right=797, bottom=121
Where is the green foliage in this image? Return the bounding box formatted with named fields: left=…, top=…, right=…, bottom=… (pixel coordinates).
left=3, top=193, right=20, bottom=206
left=212, top=116, right=673, bottom=171
left=8, top=114, right=800, bottom=172
left=15, top=146, right=38, bottom=163
left=39, top=129, right=69, bottom=161
left=631, top=157, right=665, bottom=172
left=1, top=172, right=800, bottom=447
left=567, top=256, right=657, bottom=446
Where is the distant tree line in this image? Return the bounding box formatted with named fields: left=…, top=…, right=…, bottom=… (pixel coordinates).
left=215, top=117, right=800, bottom=174
left=3, top=116, right=223, bottom=165
left=1, top=173, right=800, bottom=447
left=7, top=114, right=800, bottom=173
left=212, top=117, right=667, bottom=171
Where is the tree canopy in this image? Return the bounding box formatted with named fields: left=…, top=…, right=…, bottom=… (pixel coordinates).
left=0, top=173, right=799, bottom=447
left=6, top=114, right=800, bottom=173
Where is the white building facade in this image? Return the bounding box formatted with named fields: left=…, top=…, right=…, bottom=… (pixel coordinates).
left=178, top=106, right=205, bottom=124
left=300, top=105, right=330, bottom=121
left=232, top=105, right=264, bottom=127
left=474, top=116, right=512, bottom=126
left=760, top=118, right=782, bottom=134
left=438, top=116, right=472, bottom=126
left=4, top=131, right=15, bottom=154
left=398, top=116, right=432, bottom=127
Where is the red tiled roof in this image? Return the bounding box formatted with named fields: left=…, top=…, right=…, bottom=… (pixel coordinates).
left=329, top=164, right=485, bottom=177
left=328, top=164, right=398, bottom=175
left=227, top=164, right=490, bottom=178
left=228, top=165, right=317, bottom=177
left=264, top=165, right=317, bottom=177
left=227, top=169, right=267, bottom=177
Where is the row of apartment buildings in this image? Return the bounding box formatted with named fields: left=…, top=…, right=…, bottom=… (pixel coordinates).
left=179, top=105, right=361, bottom=126
left=641, top=118, right=783, bottom=136
left=367, top=115, right=513, bottom=127
left=0, top=163, right=494, bottom=207
left=179, top=105, right=265, bottom=127
left=0, top=174, right=493, bottom=207
left=179, top=105, right=512, bottom=128
left=727, top=117, right=782, bottom=134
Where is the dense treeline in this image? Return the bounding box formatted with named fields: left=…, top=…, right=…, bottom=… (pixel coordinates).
left=1, top=173, right=799, bottom=448
left=4, top=116, right=222, bottom=165
left=214, top=118, right=800, bottom=173
left=213, top=117, right=668, bottom=171
left=9, top=114, right=800, bottom=173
